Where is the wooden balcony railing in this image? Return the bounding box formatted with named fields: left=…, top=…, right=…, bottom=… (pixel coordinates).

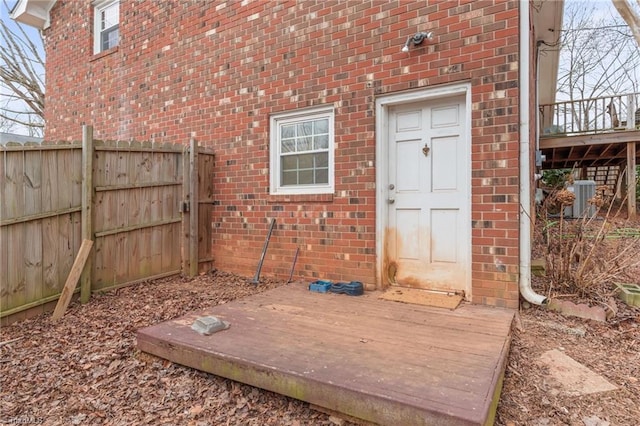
left=540, top=92, right=640, bottom=136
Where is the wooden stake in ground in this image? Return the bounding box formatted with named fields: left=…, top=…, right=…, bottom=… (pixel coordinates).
left=51, top=239, right=94, bottom=321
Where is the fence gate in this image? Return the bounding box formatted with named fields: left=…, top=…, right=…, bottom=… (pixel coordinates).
left=182, top=138, right=215, bottom=276
left=90, top=139, right=185, bottom=292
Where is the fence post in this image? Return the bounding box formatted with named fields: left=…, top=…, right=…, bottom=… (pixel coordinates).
left=80, top=125, right=94, bottom=303
left=189, top=138, right=199, bottom=277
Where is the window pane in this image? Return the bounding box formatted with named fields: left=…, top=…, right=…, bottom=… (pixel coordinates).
left=298, top=153, right=313, bottom=169
left=314, top=135, right=328, bottom=150
left=298, top=170, right=314, bottom=185
left=282, top=171, right=297, bottom=186
left=281, top=124, right=295, bottom=139
left=315, top=152, right=328, bottom=168
left=314, top=119, right=328, bottom=134
left=297, top=122, right=313, bottom=137
left=315, top=168, right=328, bottom=184
left=297, top=137, right=312, bottom=152
left=281, top=138, right=295, bottom=153
left=102, top=26, right=118, bottom=50
left=282, top=155, right=297, bottom=171
left=102, top=3, right=119, bottom=30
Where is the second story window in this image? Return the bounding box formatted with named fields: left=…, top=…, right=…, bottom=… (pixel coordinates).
left=94, top=0, right=119, bottom=54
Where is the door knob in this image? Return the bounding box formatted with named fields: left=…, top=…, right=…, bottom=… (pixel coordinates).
left=388, top=198, right=395, bottom=204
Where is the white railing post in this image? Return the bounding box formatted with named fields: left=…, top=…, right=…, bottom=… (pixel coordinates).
left=626, top=94, right=635, bottom=130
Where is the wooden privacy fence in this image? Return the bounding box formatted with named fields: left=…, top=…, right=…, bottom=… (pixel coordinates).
left=1, top=126, right=214, bottom=320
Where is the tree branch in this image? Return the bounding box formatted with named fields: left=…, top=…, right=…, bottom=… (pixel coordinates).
left=612, top=0, right=640, bottom=48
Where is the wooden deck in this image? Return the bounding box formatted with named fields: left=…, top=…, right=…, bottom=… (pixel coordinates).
left=137, top=283, right=514, bottom=426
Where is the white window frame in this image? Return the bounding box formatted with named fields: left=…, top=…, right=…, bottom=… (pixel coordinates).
left=93, top=0, right=119, bottom=54
left=270, top=106, right=335, bottom=195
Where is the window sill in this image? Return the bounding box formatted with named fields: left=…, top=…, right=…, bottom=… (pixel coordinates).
left=91, top=46, right=119, bottom=61
left=268, top=193, right=334, bottom=203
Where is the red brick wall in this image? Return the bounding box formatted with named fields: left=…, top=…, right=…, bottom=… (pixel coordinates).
left=44, top=0, right=521, bottom=308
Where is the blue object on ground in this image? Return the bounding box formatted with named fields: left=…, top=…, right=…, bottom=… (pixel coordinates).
left=309, top=280, right=332, bottom=293
left=329, top=281, right=364, bottom=296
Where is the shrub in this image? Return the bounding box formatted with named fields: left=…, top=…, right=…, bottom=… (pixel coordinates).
left=538, top=188, right=640, bottom=303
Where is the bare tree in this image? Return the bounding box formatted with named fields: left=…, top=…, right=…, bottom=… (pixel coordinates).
left=0, top=2, right=45, bottom=136
left=613, top=0, right=640, bottom=47
left=0, top=113, right=16, bottom=133
left=551, top=1, right=640, bottom=132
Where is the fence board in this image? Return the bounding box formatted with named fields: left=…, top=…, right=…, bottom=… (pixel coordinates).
left=41, top=149, right=57, bottom=211
left=198, top=152, right=215, bottom=269
left=24, top=220, right=43, bottom=306
left=150, top=152, right=163, bottom=275
left=7, top=223, right=25, bottom=310
left=189, top=139, right=198, bottom=277
left=161, top=153, right=173, bottom=271
left=140, top=189, right=152, bottom=277
left=41, top=151, right=58, bottom=298
left=103, top=150, right=120, bottom=287
left=58, top=149, right=74, bottom=209
left=0, top=153, right=4, bottom=309
left=115, top=142, right=130, bottom=284
left=182, top=149, right=190, bottom=274
left=42, top=215, right=59, bottom=297
left=141, top=150, right=153, bottom=277
left=126, top=146, right=142, bottom=287
left=3, top=151, right=25, bottom=311
left=23, top=150, right=42, bottom=216
left=0, top=224, right=8, bottom=311
left=3, top=150, right=24, bottom=220
left=22, top=152, right=43, bottom=307
left=71, top=212, right=82, bottom=274
left=142, top=148, right=154, bottom=279
left=71, top=147, right=83, bottom=208
left=92, top=145, right=107, bottom=288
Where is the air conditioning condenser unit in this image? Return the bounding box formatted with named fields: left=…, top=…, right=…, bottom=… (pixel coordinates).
left=564, top=180, right=597, bottom=218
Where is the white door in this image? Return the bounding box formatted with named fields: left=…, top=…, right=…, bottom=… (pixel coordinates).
left=386, top=96, right=470, bottom=294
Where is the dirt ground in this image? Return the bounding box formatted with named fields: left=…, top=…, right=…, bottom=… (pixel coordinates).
left=1, top=269, right=639, bottom=425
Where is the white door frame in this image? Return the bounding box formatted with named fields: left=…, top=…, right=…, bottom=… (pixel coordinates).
left=375, top=82, right=473, bottom=297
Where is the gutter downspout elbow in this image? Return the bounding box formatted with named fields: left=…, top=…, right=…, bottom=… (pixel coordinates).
left=519, top=0, right=547, bottom=306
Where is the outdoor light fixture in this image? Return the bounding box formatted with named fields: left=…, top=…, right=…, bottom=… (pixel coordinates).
left=401, top=31, right=434, bottom=52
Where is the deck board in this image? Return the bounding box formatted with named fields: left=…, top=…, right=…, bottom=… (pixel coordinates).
left=137, top=283, right=514, bottom=425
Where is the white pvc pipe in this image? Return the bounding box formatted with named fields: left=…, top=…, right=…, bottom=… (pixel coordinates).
left=519, top=0, right=547, bottom=305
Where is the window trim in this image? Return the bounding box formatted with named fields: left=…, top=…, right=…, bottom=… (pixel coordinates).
left=93, top=0, right=119, bottom=55
left=270, top=106, right=335, bottom=195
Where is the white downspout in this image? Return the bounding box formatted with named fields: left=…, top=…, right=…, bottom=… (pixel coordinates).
left=519, top=0, right=547, bottom=305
